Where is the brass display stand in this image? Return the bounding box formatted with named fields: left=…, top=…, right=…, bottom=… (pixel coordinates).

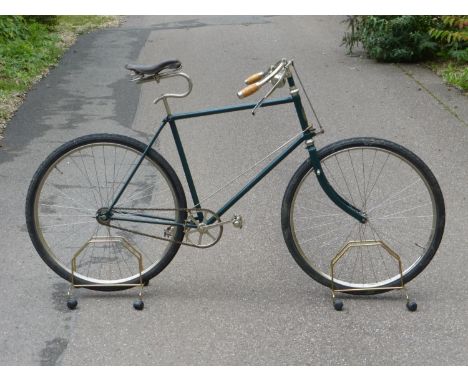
left=330, top=240, right=417, bottom=311
left=66, top=236, right=145, bottom=310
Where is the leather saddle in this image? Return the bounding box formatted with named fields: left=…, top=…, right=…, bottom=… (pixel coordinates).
left=125, top=59, right=182, bottom=76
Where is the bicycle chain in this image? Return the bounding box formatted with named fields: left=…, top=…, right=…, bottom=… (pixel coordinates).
left=105, top=207, right=223, bottom=249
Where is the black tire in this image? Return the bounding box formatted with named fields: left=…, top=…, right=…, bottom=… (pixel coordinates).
left=281, top=137, right=445, bottom=294
left=26, top=134, right=187, bottom=291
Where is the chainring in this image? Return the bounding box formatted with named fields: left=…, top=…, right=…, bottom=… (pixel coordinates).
left=184, top=208, right=223, bottom=248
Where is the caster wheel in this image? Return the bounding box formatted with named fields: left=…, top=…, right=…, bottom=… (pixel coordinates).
left=67, top=298, right=78, bottom=310
left=333, top=299, right=343, bottom=311
left=133, top=300, right=144, bottom=311
left=406, top=300, right=417, bottom=312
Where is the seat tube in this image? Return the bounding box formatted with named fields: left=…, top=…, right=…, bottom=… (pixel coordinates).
left=169, top=120, right=203, bottom=218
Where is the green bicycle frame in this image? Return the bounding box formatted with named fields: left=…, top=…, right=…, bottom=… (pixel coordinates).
left=108, top=77, right=367, bottom=228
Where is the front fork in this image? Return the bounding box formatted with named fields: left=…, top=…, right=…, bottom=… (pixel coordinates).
left=287, top=73, right=367, bottom=224
left=305, top=140, right=367, bottom=224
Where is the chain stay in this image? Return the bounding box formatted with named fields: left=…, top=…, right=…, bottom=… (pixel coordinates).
left=106, top=207, right=227, bottom=249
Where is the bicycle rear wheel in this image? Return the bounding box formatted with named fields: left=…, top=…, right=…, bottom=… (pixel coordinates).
left=26, top=134, right=187, bottom=290
left=281, top=137, right=445, bottom=294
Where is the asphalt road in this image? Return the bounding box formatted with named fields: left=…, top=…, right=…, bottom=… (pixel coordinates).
left=1, top=16, right=467, bottom=365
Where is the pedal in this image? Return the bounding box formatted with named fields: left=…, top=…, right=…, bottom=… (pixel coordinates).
left=232, top=215, right=243, bottom=229
left=164, top=226, right=176, bottom=239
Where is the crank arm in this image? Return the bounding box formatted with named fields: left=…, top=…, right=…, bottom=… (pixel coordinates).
left=203, top=217, right=238, bottom=229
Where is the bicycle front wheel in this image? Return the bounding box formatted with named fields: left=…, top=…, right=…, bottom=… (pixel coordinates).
left=281, top=137, right=445, bottom=294
left=26, top=134, right=187, bottom=290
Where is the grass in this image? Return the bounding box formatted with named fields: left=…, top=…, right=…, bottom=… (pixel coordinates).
left=439, top=63, right=467, bottom=91
left=0, top=16, right=120, bottom=141
left=428, top=59, right=468, bottom=93
left=54, top=16, right=121, bottom=47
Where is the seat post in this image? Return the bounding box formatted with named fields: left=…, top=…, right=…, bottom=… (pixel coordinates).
left=163, top=98, right=172, bottom=116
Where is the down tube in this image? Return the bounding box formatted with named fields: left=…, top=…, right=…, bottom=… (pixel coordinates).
left=212, top=134, right=305, bottom=223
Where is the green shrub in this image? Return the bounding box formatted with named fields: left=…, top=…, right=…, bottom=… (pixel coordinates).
left=429, top=16, right=468, bottom=44
left=0, top=16, right=58, bottom=44
left=0, top=16, right=28, bottom=41
left=341, top=16, right=362, bottom=55
left=429, top=16, right=468, bottom=63
left=342, top=16, right=439, bottom=62
left=25, top=16, right=58, bottom=27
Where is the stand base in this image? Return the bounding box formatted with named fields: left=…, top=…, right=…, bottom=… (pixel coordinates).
left=330, top=240, right=417, bottom=312
left=66, top=236, right=146, bottom=311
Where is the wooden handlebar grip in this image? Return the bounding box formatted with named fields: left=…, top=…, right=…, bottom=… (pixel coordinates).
left=237, top=83, right=260, bottom=99
left=244, top=72, right=264, bottom=85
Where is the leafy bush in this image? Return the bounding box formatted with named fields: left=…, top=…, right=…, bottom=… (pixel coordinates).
left=0, top=16, right=28, bottom=41
left=341, top=16, right=362, bottom=55
left=25, top=16, right=58, bottom=26
left=429, top=16, right=468, bottom=44
left=429, top=16, right=468, bottom=63
left=342, top=16, right=439, bottom=62
left=342, top=15, right=468, bottom=91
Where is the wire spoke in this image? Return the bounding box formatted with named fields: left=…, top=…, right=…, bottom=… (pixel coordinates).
left=290, top=142, right=439, bottom=289
left=367, top=178, right=423, bottom=214
left=40, top=220, right=96, bottom=229
left=39, top=203, right=95, bottom=213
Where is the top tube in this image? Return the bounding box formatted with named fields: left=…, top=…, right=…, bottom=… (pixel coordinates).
left=166, top=96, right=294, bottom=122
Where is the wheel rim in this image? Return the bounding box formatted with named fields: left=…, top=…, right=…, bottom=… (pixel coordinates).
left=33, top=142, right=179, bottom=285
left=290, top=145, right=438, bottom=289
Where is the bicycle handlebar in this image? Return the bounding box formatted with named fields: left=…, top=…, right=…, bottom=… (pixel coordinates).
left=237, top=59, right=288, bottom=99
left=237, top=83, right=260, bottom=98
left=244, top=72, right=265, bottom=85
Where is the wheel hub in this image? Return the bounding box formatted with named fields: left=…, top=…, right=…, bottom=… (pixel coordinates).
left=95, top=207, right=112, bottom=225
left=361, top=212, right=368, bottom=224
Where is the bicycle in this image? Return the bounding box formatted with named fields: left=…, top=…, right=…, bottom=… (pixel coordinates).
left=25, top=58, right=445, bottom=311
